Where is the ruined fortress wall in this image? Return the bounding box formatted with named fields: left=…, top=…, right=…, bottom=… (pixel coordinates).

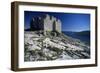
left=43, top=14, right=62, bottom=33
left=30, top=14, right=62, bottom=33
left=44, top=14, right=53, bottom=32
left=55, top=19, right=61, bottom=33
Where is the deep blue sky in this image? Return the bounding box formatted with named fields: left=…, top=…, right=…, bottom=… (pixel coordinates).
left=24, top=11, right=90, bottom=32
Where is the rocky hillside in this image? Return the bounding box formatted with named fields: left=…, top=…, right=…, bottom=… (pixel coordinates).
left=24, top=31, right=90, bottom=61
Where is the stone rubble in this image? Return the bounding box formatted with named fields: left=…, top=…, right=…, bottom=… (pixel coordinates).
left=24, top=31, right=90, bottom=61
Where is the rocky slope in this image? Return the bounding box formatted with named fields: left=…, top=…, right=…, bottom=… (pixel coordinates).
left=24, top=31, right=90, bottom=61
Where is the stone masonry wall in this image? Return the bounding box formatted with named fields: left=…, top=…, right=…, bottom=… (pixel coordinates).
left=30, top=14, right=62, bottom=33
left=43, top=14, right=61, bottom=33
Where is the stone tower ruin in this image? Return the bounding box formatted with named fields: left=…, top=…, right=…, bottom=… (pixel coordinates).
left=30, top=14, right=62, bottom=35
